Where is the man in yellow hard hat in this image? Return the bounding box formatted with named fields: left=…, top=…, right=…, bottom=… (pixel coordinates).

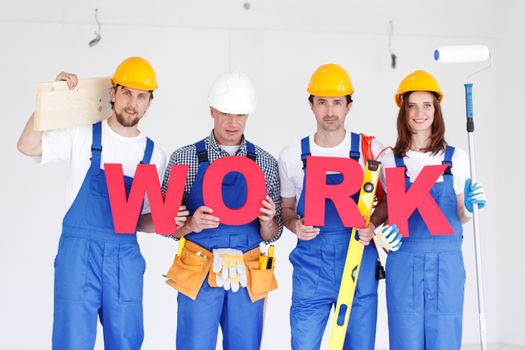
left=279, top=63, right=400, bottom=349
left=17, top=57, right=167, bottom=350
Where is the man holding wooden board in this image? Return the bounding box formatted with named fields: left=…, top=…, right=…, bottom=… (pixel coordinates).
left=17, top=57, right=167, bottom=350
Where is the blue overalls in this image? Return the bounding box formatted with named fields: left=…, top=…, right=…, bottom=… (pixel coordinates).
left=52, top=121, right=154, bottom=350
left=386, top=146, right=465, bottom=350
left=176, top=139, right=264, bottom=350
left=290, top=133, right=379, bottom=350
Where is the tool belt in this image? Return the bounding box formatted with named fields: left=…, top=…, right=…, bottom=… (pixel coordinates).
left=165, top=239, right=277, bottom=302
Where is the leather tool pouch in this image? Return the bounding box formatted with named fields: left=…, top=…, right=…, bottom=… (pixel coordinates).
left=244, top=248, right=278, bottom=302
left=165, top=241, right=212, bottom=300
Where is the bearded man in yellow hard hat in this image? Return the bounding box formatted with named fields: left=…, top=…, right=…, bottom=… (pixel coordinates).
left=17, top=57, right=169, bottom=350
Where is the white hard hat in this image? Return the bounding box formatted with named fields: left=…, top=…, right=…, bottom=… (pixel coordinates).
left=208, top=71, right=256, bottom=114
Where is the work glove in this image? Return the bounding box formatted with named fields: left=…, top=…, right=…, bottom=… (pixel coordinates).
left=374, top=224, right=402, bottom=252
left=212, top=248, right=247, bottom=292
left=464, top=179, right=487, bottom=217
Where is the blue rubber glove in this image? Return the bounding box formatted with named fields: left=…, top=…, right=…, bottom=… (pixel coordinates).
left=374, top=224, right=402, bottom=252
left=464, top=179, right=487, bottom=215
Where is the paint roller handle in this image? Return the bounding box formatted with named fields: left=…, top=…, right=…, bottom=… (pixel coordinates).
left=464, top=83, right=475, bottom=132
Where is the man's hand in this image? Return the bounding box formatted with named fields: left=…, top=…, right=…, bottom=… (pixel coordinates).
left=175, top=205, right=190, bottom=230
left=188, top=206, right=220, bottom=233
left=293, top=218, right=320, bottom=241
left=17, top=71, right=78, bottom=157
left=259, top=195, right=276, bottom=226
left=356, top=216, right=374, bottom=245
left=56, top=72, right=78, bottom=90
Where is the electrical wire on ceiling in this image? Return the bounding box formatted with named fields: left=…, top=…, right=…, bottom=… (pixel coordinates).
left=88, top=8, right=102, bottom=47
left=388, top=20, right=397, bottom=69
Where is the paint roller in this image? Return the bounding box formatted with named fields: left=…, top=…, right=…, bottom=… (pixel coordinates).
left=435, top=45, right=490, bottom=350
left=434, top=45, right=490, bottom=63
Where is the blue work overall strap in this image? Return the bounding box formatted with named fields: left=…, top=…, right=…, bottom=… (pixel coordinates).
left=195, top=138, right=256, bottom=163
left=90, top=122, right=103, bottom=167
left=196, top=139, right=208, bottom=164
left=442, top=145, right=455, bottom=177
left=349, top=132, right=360, bottom=161
left=91, top=122, right=153, bottom=166
left=394, top=153, right=409, bottom=179
left=246, top=141, right=257, bottom=162
left=300, top=136, right=310, bottom=169
left=300, top=132, right=360, bottom=170
left=140, top=138, right=154, bottom=164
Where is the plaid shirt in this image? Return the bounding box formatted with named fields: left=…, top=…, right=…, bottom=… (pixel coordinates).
left=162, top=131, right=283, bottom=242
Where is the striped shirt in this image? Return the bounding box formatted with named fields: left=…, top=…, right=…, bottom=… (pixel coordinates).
left=162, top=131, right=282, bottom=242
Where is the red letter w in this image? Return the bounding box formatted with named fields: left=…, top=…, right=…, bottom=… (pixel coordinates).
left=104, top=163, right=188, bottom=235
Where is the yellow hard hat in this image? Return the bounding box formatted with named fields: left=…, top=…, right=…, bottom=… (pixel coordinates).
left=112, top=57, right=158, bottom=91
left=307, top=63, right=354, bottom=96
left=395, top=70, right=442, bottom=107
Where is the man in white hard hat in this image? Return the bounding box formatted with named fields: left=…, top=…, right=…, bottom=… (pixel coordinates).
left=162, top=71, right=282, bottom=349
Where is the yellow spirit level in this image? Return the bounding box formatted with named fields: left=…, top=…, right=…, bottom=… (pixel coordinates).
left=328, top=160, right=381, bottom=350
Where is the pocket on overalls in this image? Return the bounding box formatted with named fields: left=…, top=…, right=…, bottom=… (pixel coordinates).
left=165, top=250, right=209, bottom=300
left=246, top=260, right=278, bottom=302
left=89, top=173, right=109, bottom=196
left=54, top=237, right=89, bottom=301
left=87, top=174, right=115, bottom=230
left=386, top=251, right=415, bottom=314
left=119, top=244, right=146, bottom=302
left=353, top=244, right=379, bottom=297
left=438, top=250, right=466, bottom=314
left=289, top=242, right=321, bottom=300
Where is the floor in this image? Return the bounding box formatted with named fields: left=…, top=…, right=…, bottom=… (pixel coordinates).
left=462, top=346, right=525, bottom=350
left=376, top=344, right=525, bottom=350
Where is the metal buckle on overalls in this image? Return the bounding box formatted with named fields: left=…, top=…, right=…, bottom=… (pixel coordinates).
left=402, top=165, right=409, bottom=178
left=350, top=151, right=360, bottom=161
left=301, top=155, right=308, bottom=170
left=442, top=160, right=453, bottom=175
left=89, top=146, right=103, bottom=161
left=197, top=151, right=208, bottom=163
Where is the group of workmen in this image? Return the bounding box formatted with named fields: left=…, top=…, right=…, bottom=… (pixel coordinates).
left=18, top=57, right=487, bottom=350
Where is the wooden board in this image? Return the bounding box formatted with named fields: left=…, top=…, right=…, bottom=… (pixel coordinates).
left=34, top=77, right=113, bottom=131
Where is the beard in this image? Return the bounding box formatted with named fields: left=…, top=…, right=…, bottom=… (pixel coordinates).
left=115, top=109, right=141, bottom=127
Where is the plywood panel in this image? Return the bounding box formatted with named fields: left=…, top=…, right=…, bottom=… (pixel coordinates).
left=34, top=77, right=112, bottom=130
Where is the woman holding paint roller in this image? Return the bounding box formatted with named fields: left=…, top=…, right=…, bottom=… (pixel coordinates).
left=383, top=69, right=487, bottom=350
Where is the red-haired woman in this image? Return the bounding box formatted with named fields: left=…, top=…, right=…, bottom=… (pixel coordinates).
left=384, top=70, right=487, bottom=350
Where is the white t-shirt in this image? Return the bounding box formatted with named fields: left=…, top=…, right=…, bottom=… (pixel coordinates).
left=278, top=131, right=393, bottom=200
left=381, top=147, right=469, bottom=195
left=220, top=144, right=241, bottom=156
left=41, top=119, right=167, bottom=212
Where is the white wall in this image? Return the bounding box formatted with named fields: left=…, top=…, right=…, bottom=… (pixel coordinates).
left=494, top=0, right=525, bottom=347
left=1, top=1, right=519, bottom=349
